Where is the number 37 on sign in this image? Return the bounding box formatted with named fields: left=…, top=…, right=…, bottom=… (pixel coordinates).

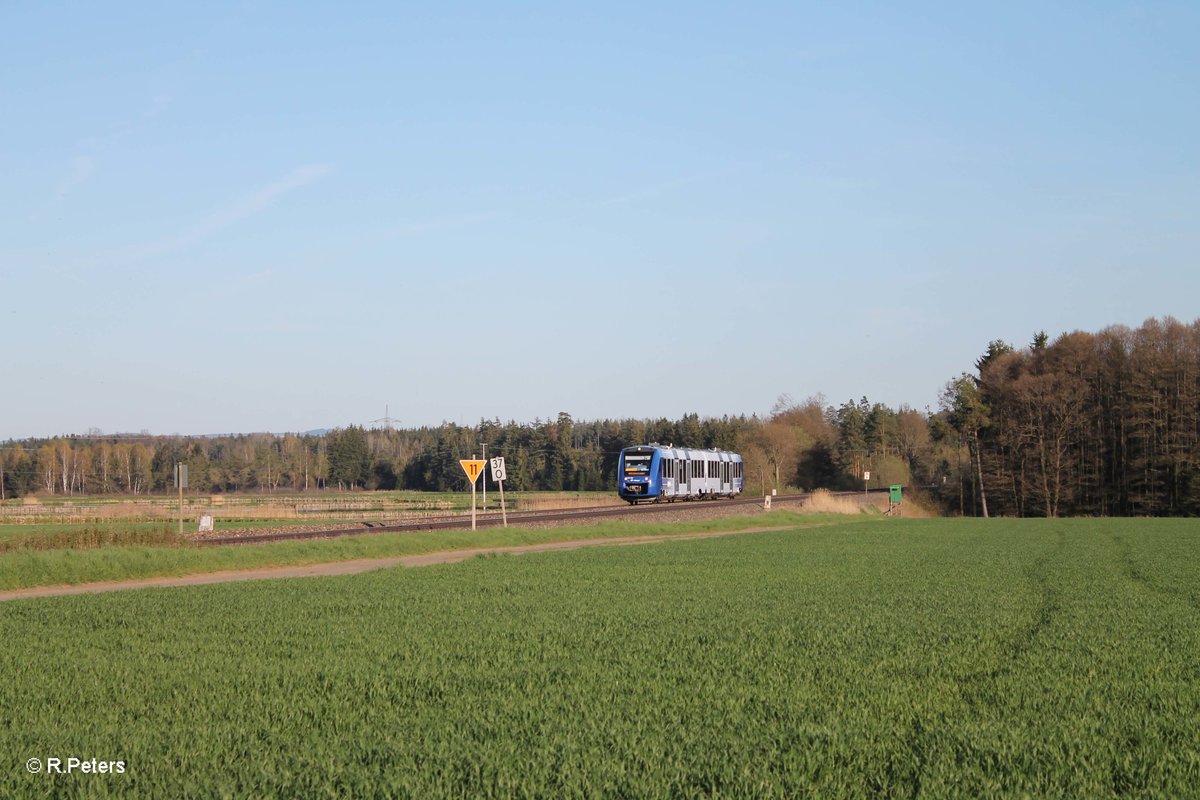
left=489, top=457, right=506, bottom=482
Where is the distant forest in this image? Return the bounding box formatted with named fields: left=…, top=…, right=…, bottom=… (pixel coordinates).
left=2, top=317, right=1197, bottom=517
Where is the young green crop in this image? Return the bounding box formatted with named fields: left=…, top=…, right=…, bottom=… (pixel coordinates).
left=0, top=518, right=1196, bottom=798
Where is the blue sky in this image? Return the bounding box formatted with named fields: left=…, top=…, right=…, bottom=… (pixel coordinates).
left=2, top=1, right=1198, bottom=439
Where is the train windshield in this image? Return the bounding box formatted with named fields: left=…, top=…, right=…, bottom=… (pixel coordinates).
left=622, top=453, right=652, bottom=475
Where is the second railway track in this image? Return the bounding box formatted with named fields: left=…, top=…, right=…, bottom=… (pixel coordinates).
left=194, top=493, right=825, bottom=546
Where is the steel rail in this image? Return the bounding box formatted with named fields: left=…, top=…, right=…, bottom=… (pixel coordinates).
left=194, top=492, right=850, bottom=546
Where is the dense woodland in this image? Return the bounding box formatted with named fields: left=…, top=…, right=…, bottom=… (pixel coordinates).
left=2, top=318, right=1197, bottom=516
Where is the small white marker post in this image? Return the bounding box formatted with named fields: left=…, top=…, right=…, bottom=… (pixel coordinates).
left=490, top=456, right=508, bottom=528
left=460, top=458, right=485, bottom=530
left=175, top=463, right=188, bottom=536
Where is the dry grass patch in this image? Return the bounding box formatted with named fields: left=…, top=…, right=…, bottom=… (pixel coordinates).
left=801, top=489, right=873, bottom=515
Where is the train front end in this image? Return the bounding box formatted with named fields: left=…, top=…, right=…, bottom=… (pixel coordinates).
left=618, top=446, right=660, bottom=503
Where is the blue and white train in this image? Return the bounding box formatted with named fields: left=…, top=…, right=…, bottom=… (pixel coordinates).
left=618, top=444, right=744, bottom=504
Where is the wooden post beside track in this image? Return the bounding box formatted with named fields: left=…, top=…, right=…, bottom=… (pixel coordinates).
left=175, top=463, right=188, bottom=536
left=490, top=456, right=508, bottom=528
left=460, top=458, right=485, bottom=531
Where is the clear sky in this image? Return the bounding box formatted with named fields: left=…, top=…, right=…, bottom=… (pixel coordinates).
left=2, top=2, right=1197, bottom=440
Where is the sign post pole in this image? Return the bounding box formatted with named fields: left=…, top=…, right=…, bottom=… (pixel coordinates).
left=490, top=456, right=508, bottom=528
left=459, top=459, right=485, bottom=531
left=175, top=463, right=188, bottom=536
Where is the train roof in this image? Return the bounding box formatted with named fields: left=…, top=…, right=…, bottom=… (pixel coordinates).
left=622, top=443, right=742, bottom=458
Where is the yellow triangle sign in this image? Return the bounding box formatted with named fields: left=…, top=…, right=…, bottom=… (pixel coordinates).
left=460, top=459, right=485, bottom=483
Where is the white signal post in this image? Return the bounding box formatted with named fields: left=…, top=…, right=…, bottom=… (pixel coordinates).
left=460, top=458, right=485, bottom=530
left=175, top=463, right=188, bottom=536
left=490, top=456, right=508, bottom=528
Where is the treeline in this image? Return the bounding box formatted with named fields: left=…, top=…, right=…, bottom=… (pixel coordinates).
left=0, top=414, right=752, bottom=499
left=941, top=318, right=1200, bottom=517
left=0, top=408, right=917, bottom=501
left=2, top=317, right=1196, bottom=516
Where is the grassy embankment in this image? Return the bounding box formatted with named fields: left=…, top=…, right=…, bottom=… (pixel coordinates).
left=0, top=510, right=860, bottom=591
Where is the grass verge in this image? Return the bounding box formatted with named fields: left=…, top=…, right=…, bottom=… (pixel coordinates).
left=0, top=511, right=867, bottom=591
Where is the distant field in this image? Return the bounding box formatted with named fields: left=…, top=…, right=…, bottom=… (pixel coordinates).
left=0, top=518, right=343, bottom=541
left=0, top=491, right=616, bottom=527
left=1, top=518, right=1197, bottom=797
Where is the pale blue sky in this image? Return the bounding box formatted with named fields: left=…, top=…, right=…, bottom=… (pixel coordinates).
left=2, top=1, right=1198, bottom=439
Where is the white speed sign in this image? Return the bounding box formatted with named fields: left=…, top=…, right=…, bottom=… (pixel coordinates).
left=490, top=456, right=507, bottom=482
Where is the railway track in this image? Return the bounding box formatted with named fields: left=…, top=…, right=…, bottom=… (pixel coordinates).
left=195, top=493, right=818, bottom=546
left=194, top=489, right=891, bottom=546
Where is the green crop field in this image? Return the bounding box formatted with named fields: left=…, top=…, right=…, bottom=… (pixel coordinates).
left=2, top=518, right=1197, bottom=798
